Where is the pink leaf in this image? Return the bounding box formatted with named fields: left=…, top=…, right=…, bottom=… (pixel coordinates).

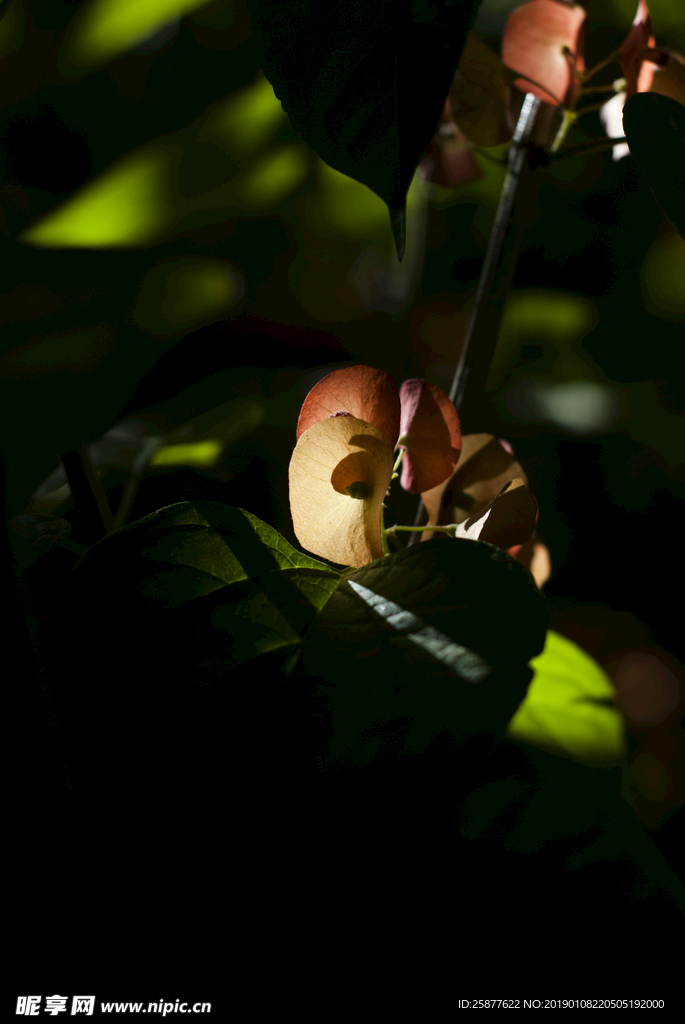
left=296, top=365, right=400, bottom=448
left=397, top=379, right=461, bottom=493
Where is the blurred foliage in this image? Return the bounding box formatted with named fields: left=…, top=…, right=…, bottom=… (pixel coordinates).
left=507, top=629, right=626, bottom=765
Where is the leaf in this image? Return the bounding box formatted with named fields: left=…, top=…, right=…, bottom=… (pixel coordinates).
left=62, top=0, right=214, bottom=69
left=69, top=501, right=342, bottom=680
left=6, top=514, right=72, bottom=571
left=289, top=416, right=394, bottom=567
left=506, top=630, right=627, bottom=765
left=449, top=32, right=515, bottom=147
left=501, top=0, right=586, bottom=107
left=246, top=0, right=483, bottom=260
left=397, top=378, right=462, bottom=493
left=623, top=92, right=685, bottom=239
left=421, top=433, right=528, bottom=540
left=296, top=365, right=400, bottom=448
left=618, top=0, right=655, bottom=99
left=453, top=477, right=538, bottom=550
left=289, top=537, right=549, bottom=769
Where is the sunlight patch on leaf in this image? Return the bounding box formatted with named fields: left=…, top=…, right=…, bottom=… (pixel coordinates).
left=233, top=144, right=311, bottom=210
left=19, top=145, right=180, bottom=248
left=201, top=74, right=288, bottom=157
left=149, top=439, right=224, bottom=468
left=62, top=0, right=212, bottom=68
left=506, top=630, right=627, bottom=765
left=346, top=580, right=492, bottom=684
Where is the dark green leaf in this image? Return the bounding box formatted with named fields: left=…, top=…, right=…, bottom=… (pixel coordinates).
left=69, top=501, right=342, bottom=681
left=284, top=537, right=548, bottom=770
left=623, top=92, right=685, bottom=239
left=246, top=0, right=483, bottom=259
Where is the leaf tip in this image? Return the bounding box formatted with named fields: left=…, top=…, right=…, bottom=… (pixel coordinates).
left=389, top=204, right=406, bottom=262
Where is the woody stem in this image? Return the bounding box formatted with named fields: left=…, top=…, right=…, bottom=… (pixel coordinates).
left=407, top=92, right=543, bottom=545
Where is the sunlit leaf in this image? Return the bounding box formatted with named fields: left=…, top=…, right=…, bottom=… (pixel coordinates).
left=149, top=439, right=224, bottom=468
left=421, top=434, right=528, bottom=540
left=397, top=378, right=461, bottom=493
left=501, top=0, right=586, bottom=107
left=296, top=365, right=400, bottom=448
left=289, top=415, right=394, bottom=567
left=69, top=501, right=342, bottom=679
left=62, top=0, right=213, bottom=69
left=453, top=477, right=538, bottom=551
left=506, top=630, right=627, bottom=765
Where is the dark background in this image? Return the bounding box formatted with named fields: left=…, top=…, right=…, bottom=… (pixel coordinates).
left=3, top=0, right=684, bottom=951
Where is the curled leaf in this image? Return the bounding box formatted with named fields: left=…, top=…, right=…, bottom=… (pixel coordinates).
left=296, top=365, right=400, bottom=448
left=449, top=32, right=515, bottom=146
left=453, top=478, right=538, bottom=550
left=619, top=0, right=655, bottom=99
left=397, top=379, right=461, bottom=494
left=421, top=434, right=527, bottom=540
left=289, top=415, right=394, bottom=566
left=501, top=0, right=586, bottom=107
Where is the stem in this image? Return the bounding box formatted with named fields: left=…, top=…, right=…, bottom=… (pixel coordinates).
left=580, top=48, right=622, bottom=85
left=60, top=444, right=114, bottom=540
left=574, top=100, right=617, bottom=118
left=380, top=501, right=390, bottom=556
left=388, top=525, right=456, bottom=535
left=550, top=109, right=577, bottom=154
left=577, top=83, right=621, bottom=95
left=554, top=136, right=627, bottom=161
left=407, top=92, right=542, bottom=546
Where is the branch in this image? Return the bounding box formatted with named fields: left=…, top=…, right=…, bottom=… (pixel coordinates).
left=408, top=93, right=543, bottom=544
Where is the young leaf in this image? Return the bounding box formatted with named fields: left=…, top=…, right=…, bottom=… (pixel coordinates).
left=290, top=537, right=549, bottom=769
left=296, top=365, right=400, bottom=448
left=397, top=379, right=462, bottom=494
left=453, top=477, right=538, bottom=550
left=623, top=92, right=685, bottom=239
left=506, top=630, right=627, bottom=765
left=289, top=416, right=394, bottom=566
left=501, top=0, right=586, bottom=107
left=421, top=434, right=528, bottom=540
left=246, top=0, right=483, bottom=260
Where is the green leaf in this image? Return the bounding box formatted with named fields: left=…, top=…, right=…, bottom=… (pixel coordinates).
left=506, top=630, right=627, bottom=766
left=623, top=92, right=685, bottom=240
left=287, top=537, right=549, bottom=769
left=70, top=501, right=342, bottom=680
left=246, top=0, right=483, bottom=260
left=62, top=0, right=215, bottom=69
